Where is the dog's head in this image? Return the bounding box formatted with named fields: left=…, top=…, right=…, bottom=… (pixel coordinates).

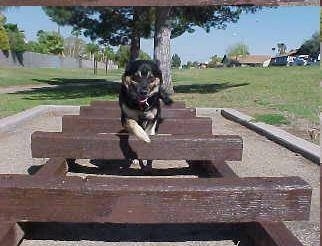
left=122, top=60, right=162, bottom=103
left=121, top=60, right=172, bottom=107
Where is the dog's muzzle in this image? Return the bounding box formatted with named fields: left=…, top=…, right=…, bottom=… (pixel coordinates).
left=138, top=97, right=150, bottom=110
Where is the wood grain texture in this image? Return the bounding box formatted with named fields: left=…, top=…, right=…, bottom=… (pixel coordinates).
left=80, top=106, right=196, bottom=118
left=34, top=158, right=68, bottom=177
left=198, top=161, right=307, bottom=246
left=0, top=175, right=311, bottom=223
left=31, top=131, right=243, bottom=161
left=62, top=116, right=212, bottom=135
left=242, top=222, right=305, bottom=246
left=0, top=0, right=317, bottom=6
left=0, top=222, right=24, bottom=246
left=90, top=100, right=186, bottom=108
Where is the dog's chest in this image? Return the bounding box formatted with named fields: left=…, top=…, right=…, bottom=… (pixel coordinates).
left=121, top=104, right=158, bottom=122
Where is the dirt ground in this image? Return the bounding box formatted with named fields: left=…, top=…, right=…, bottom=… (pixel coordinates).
left=0, top=109, right=319, bottom=246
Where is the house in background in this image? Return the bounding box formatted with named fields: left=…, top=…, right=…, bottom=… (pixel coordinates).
left=269, top=50, right=298, bottom=66
left=235, top=55, right=271, bottom=67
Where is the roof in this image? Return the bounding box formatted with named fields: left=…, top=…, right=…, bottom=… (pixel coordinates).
left=235, top=55, right=271, bottom=64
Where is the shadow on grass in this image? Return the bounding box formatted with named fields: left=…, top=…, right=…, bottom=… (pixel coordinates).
left=10, top=78, right=120, bottom=100
left=174, top=82, right=249, bottom=94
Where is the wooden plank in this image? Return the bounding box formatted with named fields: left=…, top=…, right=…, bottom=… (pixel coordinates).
left=0, top=222, right=24, bottom=246
left=90, top=100, right=186, bottom=108
left=31, top=132, right=243, bottom=161
left=80, top=106, right=196, bottom=118
left=62, top=116, right=212, bottom=135
left=198, top=161, right=306, bottom=246
left=240, top=222, right=305, bottom=246
left=34, top=158, right=68, bottom=178
left=0, top=175, right=311, bottom=224
left=1, top=0, right=317, bottom=6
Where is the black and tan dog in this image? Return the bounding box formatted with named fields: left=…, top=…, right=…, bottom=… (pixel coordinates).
left=119, top=60, right=173, bottom=171
left=119, top=59, right=173, bottom=142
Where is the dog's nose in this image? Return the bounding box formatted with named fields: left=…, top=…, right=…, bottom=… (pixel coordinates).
left=139, top=89, right=148, bottom=97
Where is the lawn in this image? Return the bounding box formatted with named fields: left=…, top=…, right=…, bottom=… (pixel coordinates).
left=0, top=66, right=320, bottom=126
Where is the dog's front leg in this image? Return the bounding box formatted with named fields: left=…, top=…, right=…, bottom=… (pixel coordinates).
left=124, top=118, right=151, bottom=143
left=140, top=120, right=157, bottom=174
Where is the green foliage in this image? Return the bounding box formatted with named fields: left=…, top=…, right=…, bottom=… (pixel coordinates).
left=171, top=53, right=181, bottom=68
left=0, top=26, right=9, bottom=51
left=43, top=6, right=260, bottom=46
left=253, top=113, right=290, bottom=125
left=227, top=42, right=249, bottom=58
left=85, top=43, right=99, bottom=55
left=43, top=7, right=153, bottom=46
left=115, top=45, right=151, bottom=67
left=102, top=46, right=115, bottom=61
left=297, top=32, right=320, bottom=59
left=26, top=30, right=64, bottom=55
left=208, top=55, right=223, bottom=68
left=38, top=30, right=64, bottom=55
left=4, top=23, right=26, bottom=53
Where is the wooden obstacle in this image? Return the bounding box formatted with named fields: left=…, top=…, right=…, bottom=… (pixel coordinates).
left=3, top=0, right=318, bottom=6
left=0, top=100, right=312, bottom=245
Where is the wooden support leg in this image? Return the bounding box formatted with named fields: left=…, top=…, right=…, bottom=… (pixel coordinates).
left=0, top=222, right=24, bottom=246
left=189, top=160, right=305, bottom=246
left=34, top=158, right=68, bottom=178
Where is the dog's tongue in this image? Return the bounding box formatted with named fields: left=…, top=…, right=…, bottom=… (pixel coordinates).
left=138, top=97, right=149, bottom=109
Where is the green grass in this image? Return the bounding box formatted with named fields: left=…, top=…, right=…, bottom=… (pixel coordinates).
left=0, top=66, right=320, bottom=125
left=172, top=66, right=321, bottom=123
left=253, top=113, right=290, bottom=125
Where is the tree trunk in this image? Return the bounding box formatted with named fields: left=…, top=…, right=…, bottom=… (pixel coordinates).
left=130, top=7, right=141, bottom=62
left=154, top=7, right=173, bottom=95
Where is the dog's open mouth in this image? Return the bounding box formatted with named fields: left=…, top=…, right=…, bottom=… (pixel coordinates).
left=138, top=97, right=150, bottom=108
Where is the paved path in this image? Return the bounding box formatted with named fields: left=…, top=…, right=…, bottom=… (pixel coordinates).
left=0, top=109, right=319, bottom=246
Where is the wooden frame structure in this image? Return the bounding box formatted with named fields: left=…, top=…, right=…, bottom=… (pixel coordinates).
left=0, top=101, right=312, bottom=245
left=0, top=0, right=318, bottom=6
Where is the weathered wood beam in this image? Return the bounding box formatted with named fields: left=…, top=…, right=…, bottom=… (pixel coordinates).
left=196, top=161, right=307, bottom=246
left=62, top=116, right=212, bottom=135
left=241, top=222, right=305, bottom=246
left=0, top=222, right=24, bottom=246
left=1, top=0, right=318, bottom=6
left=34, top=158, right=68, bottom=178
left=31, top=132, right=243, bottom=161
left=0, top=175, right=311, bottom=223
left=80, top=106, right=196, bottom=118
left=90, top=100, right=186, bottom=108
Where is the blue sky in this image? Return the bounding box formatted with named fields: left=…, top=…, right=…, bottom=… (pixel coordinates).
left=4, top=6, right=320, bottom=64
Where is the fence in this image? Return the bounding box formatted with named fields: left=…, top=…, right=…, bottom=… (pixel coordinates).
left=0, top=51, right=118, bottom=70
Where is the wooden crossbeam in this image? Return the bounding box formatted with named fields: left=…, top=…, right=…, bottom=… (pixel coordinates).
left=191, top=161, right=307, bottom=245
left=31, top=132, right=243, bottom=161
left=80, top=106, right=196, bottom=118
left=34, top=158, right=68, bottom=178
left=90, top=100, right=186, bottom=108
left=0, top=175, right=311, bottom=224
left=2, top=0, right=317, bottom=6
left=62, top=116, right=213, bottom=135
left=0, top=223, right=24, bottom=246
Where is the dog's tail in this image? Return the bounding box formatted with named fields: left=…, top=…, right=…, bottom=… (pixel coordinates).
left=124, top=119, right=151, bottom=143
